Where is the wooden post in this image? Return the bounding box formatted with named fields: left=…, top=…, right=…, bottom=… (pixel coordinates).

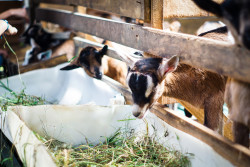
left=150, top=0, right=164, bottom=102
left=29, top=0, right=39, bottom=24
left=151, top=0, right=164, bottom=29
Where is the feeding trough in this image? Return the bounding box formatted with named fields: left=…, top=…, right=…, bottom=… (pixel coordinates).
left=0, top=63, right=123, bottom=106
left=0, top=63, right=237, bottom=167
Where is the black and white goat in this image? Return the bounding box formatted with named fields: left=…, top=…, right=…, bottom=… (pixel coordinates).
left=22, top=24, right=70, bottom=65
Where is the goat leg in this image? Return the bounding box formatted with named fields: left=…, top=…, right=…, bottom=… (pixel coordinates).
left=233, top=121, right=249, bottom=148
left=204, top=96, right=224, bottom=134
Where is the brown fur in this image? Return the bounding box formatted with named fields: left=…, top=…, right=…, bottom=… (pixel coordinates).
left=52, top=40, right=75, bottom=60
left=164, top=64, right=226, bottom=131
left=102, top=56, right=127, bottom=86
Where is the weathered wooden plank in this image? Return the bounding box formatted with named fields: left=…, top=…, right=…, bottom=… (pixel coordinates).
left=37, top=0, right=145, bottom=20
left=73, top=37, right=124, bottom=61
left=144, top=0, right=151, bottom=23
left=163, top=0, right=224, bottom=18
left=151, top=0, right=164, bottom=29
left=20, top=55, right=68, bottom=73
left=37, top=0, right=225, bottom=19
left=36, top=8, right=250, bottom=83
left=102, top=75, right=250, bottom=167
left=151, top=105, right=250, bottom=167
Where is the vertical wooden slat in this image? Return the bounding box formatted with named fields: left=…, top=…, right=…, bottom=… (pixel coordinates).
left=151, top=0, right=164, bottom=29
left=144, top=0, right=151, bottom=23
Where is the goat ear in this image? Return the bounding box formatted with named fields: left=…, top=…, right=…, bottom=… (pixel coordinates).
left=60, top=64, right=80, bottom=71
left=159, top=55, right=179, bottom=77
left=192, top=0, right=222, bottom=17
left=99, top=45, right=108, bottom=56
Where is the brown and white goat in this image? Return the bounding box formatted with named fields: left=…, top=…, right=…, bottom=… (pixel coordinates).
left=60, top=45, right=128, bottom=86
left=124, top=48, right=226, bottom=134
left=193, top=0, right=250, bottom=148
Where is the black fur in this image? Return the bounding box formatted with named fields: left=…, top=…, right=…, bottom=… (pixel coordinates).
left=192, top=0, right=223, bottom=16
left=22, top=24, right=65, bottom=49
left=128, top=73, right=150, bottom=107
left=198, top=26, right=228, bottom=36
left=131, top=58, right=162, bottom=74
left=99, top=45, right=108, bottom=56
left=193, top=0, right=250, bottom=49
left=22, top=24, right=69, bottom=64
left=128, top=58, right=161, bottom=108
left=60, top=64, right=80, bottom=70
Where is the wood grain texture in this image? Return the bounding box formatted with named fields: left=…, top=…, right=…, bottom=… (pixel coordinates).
left=20, top=55, right=68, bottom=73
left=151, top=0, right=163, bottom=29
left=37, top=0, right=145, bottom=20
left=151, top=105, right=250, bottom=167
left=37, top=0, right=225, bottom=19
left=36, top=8, right=250, bottom=83
left=74, top=37, right=124, bottom=61
left=163, top=0, right=224, bottom=18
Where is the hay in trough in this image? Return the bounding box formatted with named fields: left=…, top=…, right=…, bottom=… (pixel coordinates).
left=37, top=128, right=193, bottom=167
left=0, top=80, right=47, bottom=111
left=0, top=78, right=192, bottom=167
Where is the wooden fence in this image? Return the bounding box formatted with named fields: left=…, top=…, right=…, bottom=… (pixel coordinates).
left=28, top=0, right=250, bottom=166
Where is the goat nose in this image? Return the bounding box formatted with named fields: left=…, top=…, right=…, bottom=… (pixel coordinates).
left=133, top=111, right=141, bottom=117
left=96, top=72, right=103, bottom=79
left=132, top=105, right=142, bottom=118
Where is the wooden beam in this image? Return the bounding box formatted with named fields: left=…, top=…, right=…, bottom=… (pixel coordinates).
left=144, top=0, right=151, bottom=23
left=163, top=0, right=224, bottom=18
left=20, top=55, right=68, bottom=73
left=36, top=8, right=250, bottom=83
left=73, top=37, right=124, bottom=61
left=151, top=0, right=164, bottom=29
left=37, top=0, right=145, bottom=20
left=151, top=105, right=250, bottom=167
left=101, top=74, right=250, bottom=167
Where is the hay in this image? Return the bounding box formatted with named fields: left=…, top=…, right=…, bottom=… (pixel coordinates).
left=37, top=128, right=193, bottom=167
left=0, top=80, right=47, bottom=111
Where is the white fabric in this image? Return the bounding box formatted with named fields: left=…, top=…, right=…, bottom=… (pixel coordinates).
left=0, top=63, right=122, bottom=105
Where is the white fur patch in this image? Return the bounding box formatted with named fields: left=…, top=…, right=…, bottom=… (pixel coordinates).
left=145, top=76, right=154, bottom=98
left=228, top=31, right=235, bottom=44
left=126, top=72, right=132, bottom=86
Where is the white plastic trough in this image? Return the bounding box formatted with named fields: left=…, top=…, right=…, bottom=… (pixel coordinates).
left=0, top=64, right=234, bottom=167
left=0, top=63, right=123, bottom=106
